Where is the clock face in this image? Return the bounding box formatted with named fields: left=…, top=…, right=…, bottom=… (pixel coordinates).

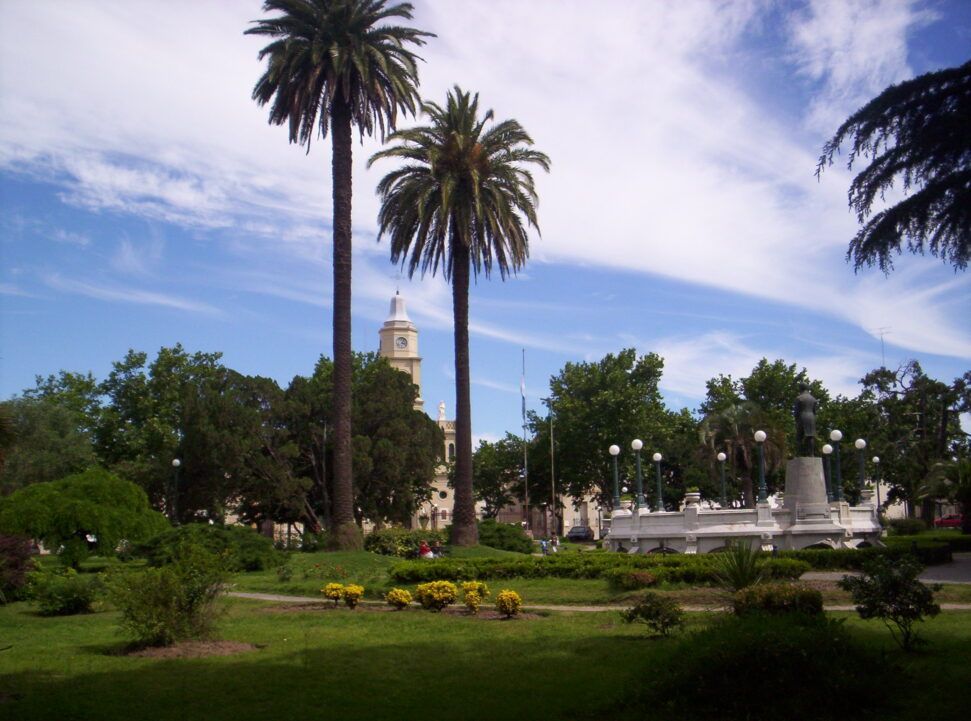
left=395, top=336, right=408, bottom=349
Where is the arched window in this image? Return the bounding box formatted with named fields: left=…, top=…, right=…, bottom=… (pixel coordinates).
left=448, top=443, right=455, bottom=461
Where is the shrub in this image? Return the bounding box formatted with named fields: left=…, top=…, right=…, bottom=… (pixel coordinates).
left=621, top=592, right=685, bottom=636
left=342, top=584, right=364, bottom=609
left=135, top=524, right=280, bottom=572
left=106, top=544, right=227, bottom=646
left=733, top=583, right=823, bottom=617
left=364, top=527, right=448, bottom=558
left=838, top=555, right=941, bottom=651
left=299, top=530, right=331, bottom=552
left=606, top=569, right=659, bottom=590
left=887, top=518, right=927, bottom=536
left=415, top=580, right=457, bottom=611
left=385, top=588, right=412, bottom=610
left=29, top=568, right=101, bottom=615
left=461, top=580, right=490, bottom=598
left=464, top=590, right=482, bottom=614
left=321, top=583, right=344, bottom=606
left=495, top=589, right=523, bottom=618
left=276, top=563, right=294, bottom=583
left=625, top=614, right=896, bottom=721
left=0, top=534, right=35, bottom=603
left=476, top=520, right=533, bottom=554
left=712, top=542, right=763, bottom=591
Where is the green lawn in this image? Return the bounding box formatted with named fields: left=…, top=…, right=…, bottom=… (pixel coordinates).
left=1, top=597, right=970, bottom=721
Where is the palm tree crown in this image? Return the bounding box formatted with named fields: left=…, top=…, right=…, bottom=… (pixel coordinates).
left=369, top=86, right=550, bottom=545
left=247, top=0, right=433, bottom=145
left=369, top=86, right=550, bottom=279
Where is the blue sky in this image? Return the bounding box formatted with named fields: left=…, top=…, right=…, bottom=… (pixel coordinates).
left=1, top=0, right=969, bottom=445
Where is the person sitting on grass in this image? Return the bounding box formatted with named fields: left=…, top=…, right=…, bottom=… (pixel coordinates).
left=419, top=540, right=433, bottom=559
left=430, top=539, right=443, bottom=558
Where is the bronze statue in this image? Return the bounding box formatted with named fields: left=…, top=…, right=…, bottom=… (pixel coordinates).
left=793, top=383, right=818, bottom=456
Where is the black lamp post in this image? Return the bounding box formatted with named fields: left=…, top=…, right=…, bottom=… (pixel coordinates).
left=872, top=455, right=881, bottom=514
left=609, top=444, right=621, bottom=510
left=632, top=439, right=645, bottom=510
left=854, top=438, right=867, bottom=492
left=171, top=458, right=181, bottom=525
left=822, top=443, right=833, bottom=501
left=754, top=430, right=767, bottom=503
left=717, top=451, right=727, bottom=507
left=830, top=430, right=844, bottom=502
left=652, top=452, right=664, bottom=511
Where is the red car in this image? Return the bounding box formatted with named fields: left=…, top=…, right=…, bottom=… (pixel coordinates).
left=934, top=514, right=964, bottom=528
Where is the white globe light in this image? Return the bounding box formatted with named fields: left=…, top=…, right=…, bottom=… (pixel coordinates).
left=872, top=456, right=880, bottom=464
left=754, top=430, right=767, bottom=443
left=609, top=444, right=620, bottom=456
left=171, top=458, right=181, bottom=468
left=631, top=439, right=643, bottom=451
left=822, top=444, right=833, bottom=455
left=717, top=452, right=727, bottom=462
left=621, top=486, right=628, bottom=493
left=652, top=452, right=662, bottom=462
left=854, top=438, right=866, bottom=450
left=830, top=429, right=843, bottom=442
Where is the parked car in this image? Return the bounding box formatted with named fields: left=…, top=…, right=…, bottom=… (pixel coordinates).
left=566, top=525, right=595, bottom=542
left=933, top=514, right=964, bottom=528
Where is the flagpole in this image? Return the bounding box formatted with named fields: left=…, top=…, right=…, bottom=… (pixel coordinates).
left=522, top=348, right=529, bottom=532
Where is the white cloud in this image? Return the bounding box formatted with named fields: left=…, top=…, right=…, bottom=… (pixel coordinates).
left=43, top=273, right=223, bottom=317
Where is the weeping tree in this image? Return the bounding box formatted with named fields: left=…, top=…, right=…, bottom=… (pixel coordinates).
left=369, top=86, right=550, bottom=545
left=817, top=60, right=971, bottom=272
left=247, top=0, right=433, bottom=548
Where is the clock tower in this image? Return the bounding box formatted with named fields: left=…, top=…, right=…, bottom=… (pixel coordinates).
left=378, top=292, right=423, bottom=410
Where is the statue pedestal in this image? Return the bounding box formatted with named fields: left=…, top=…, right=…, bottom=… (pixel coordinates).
left=784, top=457, right=832, bottom=524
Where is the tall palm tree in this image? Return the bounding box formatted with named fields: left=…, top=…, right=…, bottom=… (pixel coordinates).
left=247, top=0, right=432, bottom=549
left=369, top=87, right=550, bottom=545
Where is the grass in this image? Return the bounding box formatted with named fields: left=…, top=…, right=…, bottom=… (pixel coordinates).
left=1, top=597, right=969, bottom=721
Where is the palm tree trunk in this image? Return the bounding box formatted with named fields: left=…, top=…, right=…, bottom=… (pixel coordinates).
left=330, top=98, right=361, bottom=550
left=450, top=236, right=478, bottom=546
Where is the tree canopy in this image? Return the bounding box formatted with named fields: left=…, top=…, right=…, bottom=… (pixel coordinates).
left=817, top=60, right=971, bottom=272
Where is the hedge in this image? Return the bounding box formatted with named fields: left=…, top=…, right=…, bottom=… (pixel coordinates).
left=364, top=528, right=449, bottom=558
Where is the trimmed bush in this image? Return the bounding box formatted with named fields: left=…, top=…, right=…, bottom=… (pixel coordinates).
left=461, top=581, right=490, bottom=614
left=342, top=584, right=364, bottom=609
left=733, top=583, right=824, bottom=617
left=495, top=589, right=523, bottom=618
left=415, top=581, right=457, bottom=611
left=364, top=527, right=448, bottom=558
left=623, top=614, right=896, bottom=721
left=620, top=592, right=685, bottom=636
left=29, top=568, right=101, bottom=615
left=135, top=523, right=280, bottom=571
left=887, top=518, right=927, bottom=536
left=385, top=588, right=412, bottom=610
left=0, top=534, right=35, bottom=603
left=106, top=544, right=227, bottom=646
left=476, top=520, right=533, bottom=554
left=605, top=569, right=659, bottom=590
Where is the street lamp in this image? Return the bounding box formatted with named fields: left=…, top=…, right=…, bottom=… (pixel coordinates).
left=595, top=505, right=602, bottom=539
left=754, top=430, right=767, bottom=503
left=631, top=439, right=646, bottom=509
left=716, top=451, right=727, bottom=507
left=854, top=438, right=867, bottom=492
left=872, top=455, right=882, bottom=515
left=652, top=452, right=663, bottom=511
left=171, top=458, right=182, bottom=525
left=830, top=430, right=844, bottom=502
left=609, top=444, right=621, bottom=509
left=822, top=444, right=834, bottom=501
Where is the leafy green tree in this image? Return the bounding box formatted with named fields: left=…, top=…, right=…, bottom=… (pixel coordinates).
left=370, top=86, right=550, bottom=545
left=351, top=353, right=443, bottom=526
left=0, top=467, right=168, bottom=567
left=0, top=398, right=97, bottom=495
left=538, top=349, right=668, bottom=509
left=817, top=60, right=971, bottom=272
left=247, top=0, right=432, bottom=550
left=96, top=345, right=225, bottom=516
left=468, top=433, right=523, bottom=519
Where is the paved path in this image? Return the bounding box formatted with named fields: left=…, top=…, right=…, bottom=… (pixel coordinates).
left=227, top=591, right=971, bottom=613
left=802, top=551, right=971, bottom=585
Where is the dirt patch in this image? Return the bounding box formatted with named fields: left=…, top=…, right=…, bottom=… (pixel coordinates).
left=125, top=641, right=259, bottom=659
left=259, top=602, right=542, bottom=619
